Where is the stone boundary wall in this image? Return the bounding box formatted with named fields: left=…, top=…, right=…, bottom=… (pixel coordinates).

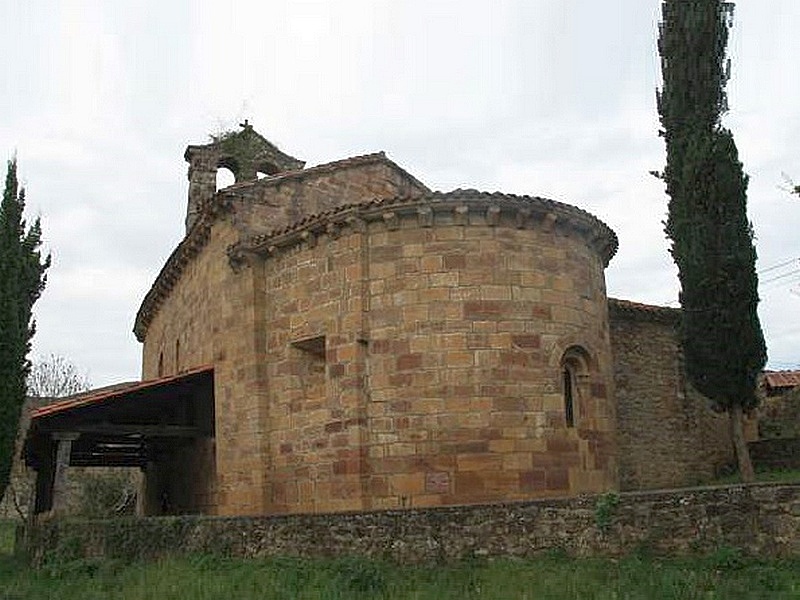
left=20, top=483, right=799, bottom=565
left=749, top=439, right=800, bottom=471
left=758, top=389, right=800, bottom=439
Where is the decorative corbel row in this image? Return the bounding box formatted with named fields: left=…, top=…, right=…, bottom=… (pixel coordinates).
left=486, top=205, right=501, bottom=226
left=541, top=212, right=557, bottom=233
left=454, top=205, right=469, bottom=226
left=516, top=208, right=532, bottom=229
left=300, top=230, right=317, bottom=248
left=346, top=215, right=367, bottom=234
left=383, top=211, right=399, bottom=230
left=417, top=206, right=433, bottom=228
left=326, top=221, right=339, bottom=239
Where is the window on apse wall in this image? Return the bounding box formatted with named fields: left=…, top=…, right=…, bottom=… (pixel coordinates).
left=560, top=346, right=590, bottom=429
left=563, top=366, right=576, bottom=428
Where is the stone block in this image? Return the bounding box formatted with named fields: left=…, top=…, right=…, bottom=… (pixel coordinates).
left=456, top=454, right=503, bottom=472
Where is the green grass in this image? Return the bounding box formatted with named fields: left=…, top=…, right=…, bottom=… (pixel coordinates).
left=0, top=520, right=15, bottom=555
left=0, top=547, right=798, bottom=599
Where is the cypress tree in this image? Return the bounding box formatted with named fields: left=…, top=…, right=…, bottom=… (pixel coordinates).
left=0, top=158, right=50, bottom=499
left=657, top=1, right=766, bottom=481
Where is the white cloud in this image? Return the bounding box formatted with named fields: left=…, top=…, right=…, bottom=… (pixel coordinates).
left=4, top=0, right=800, bottom=383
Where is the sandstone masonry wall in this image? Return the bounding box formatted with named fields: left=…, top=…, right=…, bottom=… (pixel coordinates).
left=257, top=194, right=618, bottom=513
left=749, top=438, right=800, bottom=471
left=142, top=222, right=254, bottom=514
left=364, top=217, right=616, bottom=508
left=262, top=233, right=367, bottom=513
left=139, top=159, right=428, bottom=516
left=609, top=302, right=736, bottom=490
left=233, top=158, right=428, bottom=237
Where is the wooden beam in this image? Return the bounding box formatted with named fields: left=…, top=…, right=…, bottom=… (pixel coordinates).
left=49, top=423, right=203, bottom=438
left=69, top=454, right=147, bottom=467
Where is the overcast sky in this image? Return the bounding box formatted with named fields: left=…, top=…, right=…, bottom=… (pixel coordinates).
left=2, top=0, right=799, bottom=387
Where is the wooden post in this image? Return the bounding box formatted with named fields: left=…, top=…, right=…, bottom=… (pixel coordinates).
left=32, top=438, right=55, bottom=517
left=51, top=433, right=79, bottom=516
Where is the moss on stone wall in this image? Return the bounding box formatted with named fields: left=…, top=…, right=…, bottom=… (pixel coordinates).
left=758, top=388, right=800, bottom=439
left=21, top=483, right=800, bottom=566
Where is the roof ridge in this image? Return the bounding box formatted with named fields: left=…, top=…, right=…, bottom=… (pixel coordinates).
left=218, top=151, right=395, bottom=193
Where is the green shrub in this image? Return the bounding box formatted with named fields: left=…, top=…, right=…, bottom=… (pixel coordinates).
left=594, top=492, right=620, bottom=533
left=75, top=471, right=135, bottom=519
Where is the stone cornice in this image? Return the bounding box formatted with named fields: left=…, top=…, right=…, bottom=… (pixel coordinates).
left=133, top=193, right=235, bottom=342
left=228, top=189, right=619, bottom=270
left=135, top=184, right=618, bottom=343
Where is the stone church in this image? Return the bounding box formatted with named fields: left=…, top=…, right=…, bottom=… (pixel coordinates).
left=24, top=124, right=737, bottom=517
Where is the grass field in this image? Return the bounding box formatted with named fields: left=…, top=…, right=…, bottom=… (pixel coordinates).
left=1, top=520, right=798, bottom=600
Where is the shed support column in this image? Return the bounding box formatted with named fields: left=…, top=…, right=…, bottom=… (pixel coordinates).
left=51, top=433, right=79, bottom=516
left=33, top=442, right=55, bottom=516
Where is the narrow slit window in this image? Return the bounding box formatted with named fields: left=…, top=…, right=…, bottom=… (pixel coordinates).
left=560, top=345, right=590, bottom=429
left=563, top=367, right=575, bottom=428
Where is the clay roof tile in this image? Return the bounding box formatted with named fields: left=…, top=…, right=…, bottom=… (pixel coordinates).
left=762, top=370, right=800, bottom=390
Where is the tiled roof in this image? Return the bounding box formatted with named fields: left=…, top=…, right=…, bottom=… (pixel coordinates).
left=223, top=152, right=428, bottom=194
left=762, top=370, right=800, bottom=391
left=32, top=365, right=213, bottom=419
left=231, top=189, right=618, bottom=267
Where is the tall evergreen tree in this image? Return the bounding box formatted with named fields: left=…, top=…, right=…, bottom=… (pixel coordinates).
left=657, top=1, right=766, bottom=481
left=0, top=158, right=50, bottom=499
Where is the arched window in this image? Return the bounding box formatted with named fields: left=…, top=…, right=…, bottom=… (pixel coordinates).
left=563, top=366, right=576, bottom=428
left=215, top=167, right=235, bottom=191
left=560, top=346, right=590, bottom=429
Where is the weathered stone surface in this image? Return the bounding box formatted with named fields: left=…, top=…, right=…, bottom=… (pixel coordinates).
left=22, top=483, right=800, bottom=565
left=138, top=134, right=622, bottom=515
left=123, top=129, right=754, bottom=518
left=748, top=438, right=800, bottom=471
left=609, top=300, right=757, bottom=491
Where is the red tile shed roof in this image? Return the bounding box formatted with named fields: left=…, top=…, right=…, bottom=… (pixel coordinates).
left=32, top=365, right=214, bottom=419
left=762, top=370, right=800, bottom=391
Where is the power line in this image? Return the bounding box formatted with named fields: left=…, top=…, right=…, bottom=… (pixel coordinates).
left=760, top=268, right=800, bottom=286
left=758, top=257, right=800, bottom=275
